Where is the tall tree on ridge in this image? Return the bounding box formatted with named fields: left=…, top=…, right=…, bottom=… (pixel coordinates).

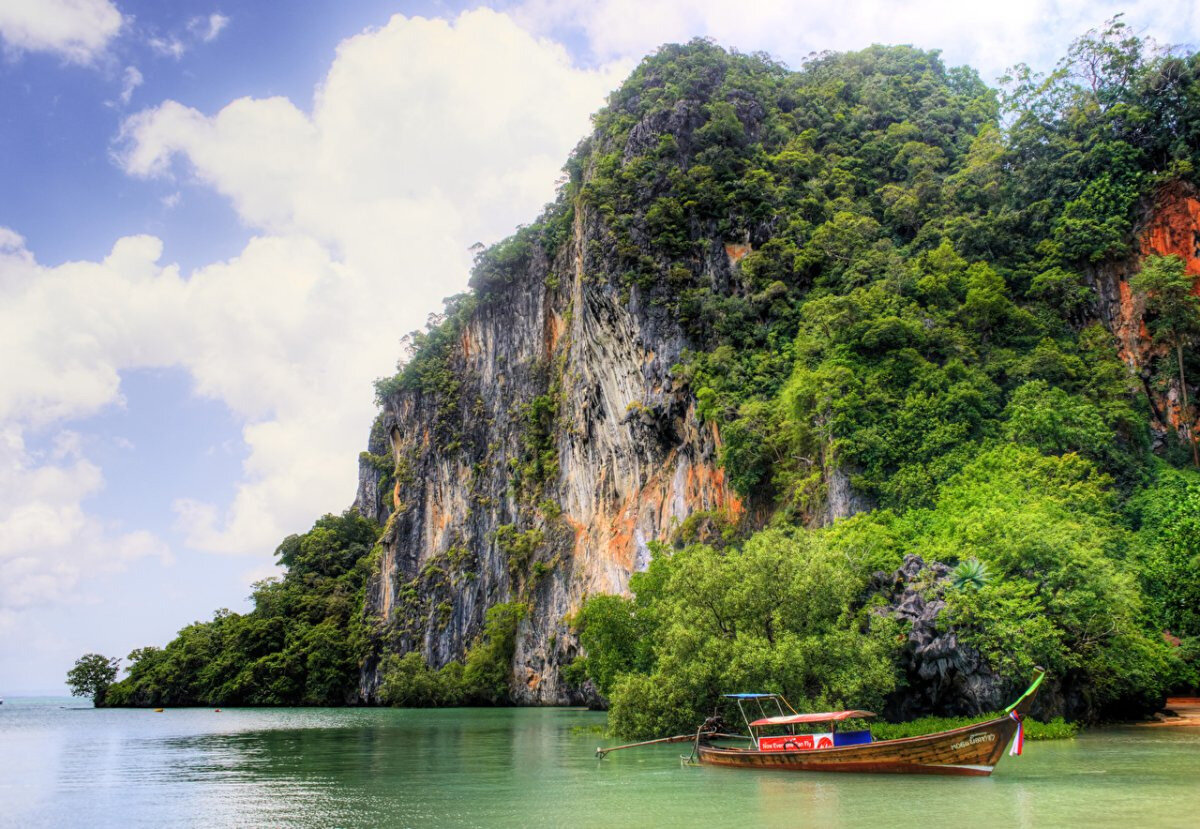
left=1132, top=254, right=1200, bottom=467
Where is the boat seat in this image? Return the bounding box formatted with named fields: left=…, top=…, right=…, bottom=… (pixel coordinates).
left=832, top=730, right=872, bottom=747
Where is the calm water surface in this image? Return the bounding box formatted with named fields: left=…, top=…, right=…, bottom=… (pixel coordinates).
left=2, top=697, right=1198, bottom=828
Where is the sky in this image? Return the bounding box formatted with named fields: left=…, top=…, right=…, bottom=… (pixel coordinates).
left=0, top=0, right=1197, bottom=695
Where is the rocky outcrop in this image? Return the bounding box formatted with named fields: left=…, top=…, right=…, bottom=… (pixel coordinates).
left=354, top=415, right=393, bottom=526
left=1089, top=181, right=1200, bottom=444
left=872, top=555, right=1006, bottom=719
left=824, top=463, right=874, bottom=525
left=873, top=555, right=1159, bottom=722
left=355, top=190, right=746, bottom=704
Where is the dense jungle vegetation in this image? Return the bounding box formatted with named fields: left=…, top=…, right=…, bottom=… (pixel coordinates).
left=100, top=19, right=1200, bottom=729
left=105, top=512, right=381, bottom=706
left=104, top=509, right=528, bottom=706
left=556, top=18, right=1200, bottom=738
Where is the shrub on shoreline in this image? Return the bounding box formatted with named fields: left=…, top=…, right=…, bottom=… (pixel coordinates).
left=870, top=714, right=1078, bottom=742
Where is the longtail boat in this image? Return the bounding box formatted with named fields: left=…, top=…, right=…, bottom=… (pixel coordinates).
left=689, top=668, right=1044, bottom=777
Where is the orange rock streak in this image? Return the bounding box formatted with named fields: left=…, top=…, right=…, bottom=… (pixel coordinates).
left=1118, top=185, right=1200, bottom=438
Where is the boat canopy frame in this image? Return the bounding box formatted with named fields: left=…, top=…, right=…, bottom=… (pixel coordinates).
left=720, top=695, right=883, bottom=734
left=722, top=693, right=797, bottom=738
left=722, top=693, right=880, bottom=749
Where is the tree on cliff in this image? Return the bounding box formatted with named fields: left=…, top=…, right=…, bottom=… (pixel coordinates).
left=67, top=654, right=120, bottom=705
left=1132, top=254, right=1200, bottom=467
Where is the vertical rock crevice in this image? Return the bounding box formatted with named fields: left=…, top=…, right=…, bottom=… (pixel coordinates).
left=356, top=194, right=745, bottom=704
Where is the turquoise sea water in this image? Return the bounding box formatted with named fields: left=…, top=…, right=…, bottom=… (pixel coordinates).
left=2, top=697, right=1199, bottom=828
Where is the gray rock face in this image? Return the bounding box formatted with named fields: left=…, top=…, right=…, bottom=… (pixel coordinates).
left=824, top=464, right=874, bottom=524
left=354, top=197, right=746, bottom=704
left=355, top=416, right=393, bottom=526
left=872, top=555, right=1117, bottom=721
left=873, top=555, right=1008, bottom=719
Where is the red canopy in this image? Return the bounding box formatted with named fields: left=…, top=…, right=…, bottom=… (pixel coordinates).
left=749, top=710, right=876, bottom=727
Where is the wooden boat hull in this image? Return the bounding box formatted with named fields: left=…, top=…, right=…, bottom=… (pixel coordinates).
left=697, top=714, right=1020, bottom=777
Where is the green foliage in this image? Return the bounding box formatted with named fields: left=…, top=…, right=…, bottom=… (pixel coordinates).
left=1002, top=380, right=1130, bottom=475
left=1133, top=256, right=1200, bottom=353
left=583, top=529, right=903, bottom=739
left=950, top=558, right=990, bottom=591
left=780, top=270, right=1013, bottom=512
left=566, top=595, right=655, bottom=697
left=66, top=653, right=120, bottom=704
left=904, top=446, right=1175, bottom=713
left=1134, top=463, right=1200, bottom=637
left=1132, top=254, right=1200, bottom=466
left=275, top=511, right=379, bottom=578
left=468, top=226, right=536, bottom=292
left=584, top=446, right=1180, bottom=735
left=378, top=652, right=465, bottom=707
left=511, top=388, right=561, bottom=500
left=618, top=22, right=1196, bottom=519
left=494, top=524, right=545, bottom=580
left=377, top=602, right=527, bottom=706
left=105, top=511, right=380, bottom=707
left=1133, top=463, right=1200, bottom=690
left=999, top=16, right=1198, bottom=267
left=673, top=509, right=741, bottom=549
left=462, top=602, right=527, bottom=704
left=718, top=400, right=786, bottom=498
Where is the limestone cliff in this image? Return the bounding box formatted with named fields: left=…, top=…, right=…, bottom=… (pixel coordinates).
left=354, top=181, right=747, bottom=704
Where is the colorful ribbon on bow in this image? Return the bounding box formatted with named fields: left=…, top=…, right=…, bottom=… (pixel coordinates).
left=1008, top=711, right=1024, bottom=756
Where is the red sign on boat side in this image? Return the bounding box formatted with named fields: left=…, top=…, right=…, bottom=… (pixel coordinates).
left=758, top=733, right=834, bottom=752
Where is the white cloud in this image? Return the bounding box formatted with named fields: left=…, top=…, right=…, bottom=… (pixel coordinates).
left=149, top=10, right=230, bottom=59
left=189, top=12, right=228, bottom=43
left=148, top=35, right=185, bottom=60
left=0, top=227, right=370, bottom=556
left=117, top=64, right=142, bottom=105
left=0, top=425, right=167, bottom=610
left=0, top=0, right=123, bottom=64
left=512, top=0, right=1200, bottom=81
left=118, top=9, right=629, bottom=262
left=0, top=9, right=625, bottom=583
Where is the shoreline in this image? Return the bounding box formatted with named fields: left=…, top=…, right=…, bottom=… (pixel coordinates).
left=1137, top=697, right=1200, bottom=728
